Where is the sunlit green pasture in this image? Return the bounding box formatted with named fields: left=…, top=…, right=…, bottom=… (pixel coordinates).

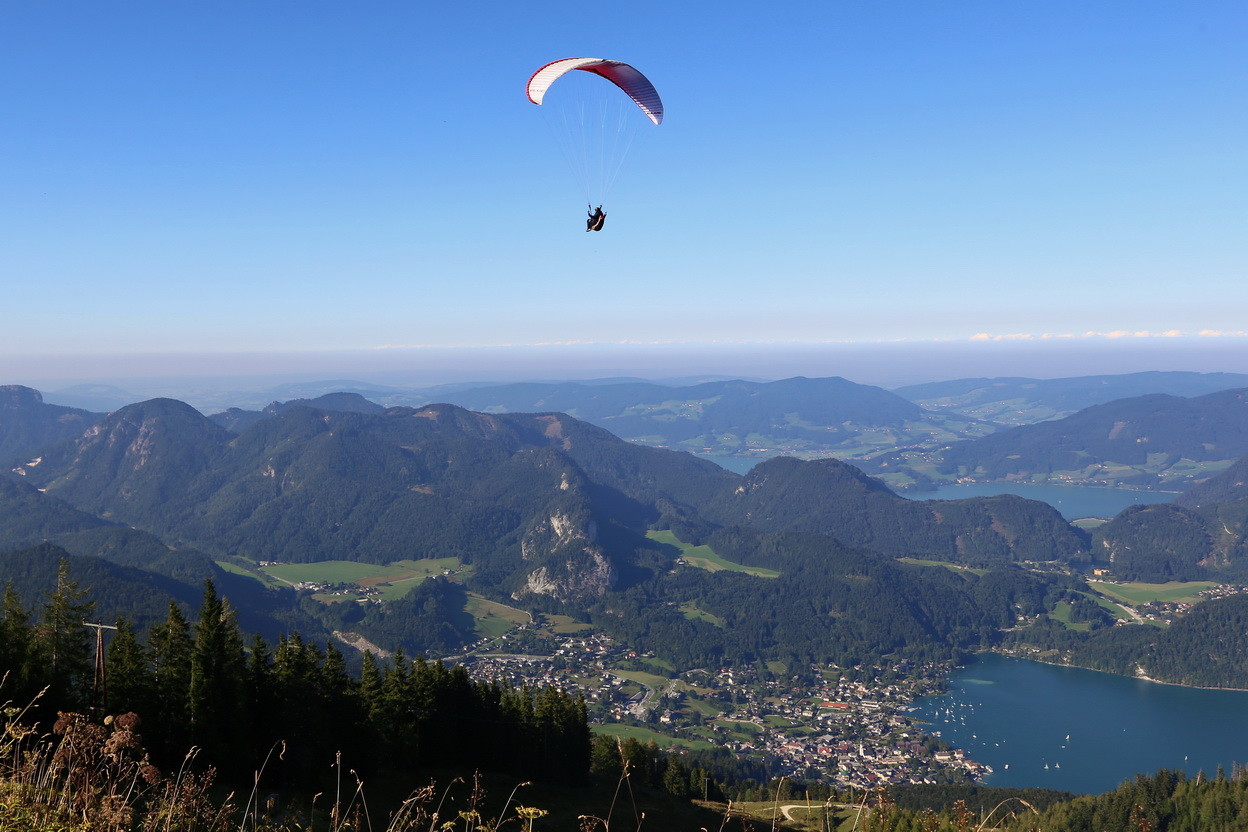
left=1091, top=580, right=1217, bottom=605
left=679, top=602, right=724, bottom=627
left=1048, top=601, right=1091, bottom=631
left=613, top=669, right=670, bottom=689
left=591, top=723, right=715, bottom=750
left=544, top=614, right=593, bottom=634
left=647, top=530, right=780, bottom=578
left=465, top=593, right=530, bottom=637
left=249, top=557, right=470, bottom=601
left=215, top=560, right=284, bottom=589
left=897, top=557, right=988, bottom=577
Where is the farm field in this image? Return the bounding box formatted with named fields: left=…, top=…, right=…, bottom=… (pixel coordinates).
left=465, top=593, right=531, bottom=637
left=647, top=530, right=780, bottom=578
left=1090, top=580, right=1217, bottom=606
left=591, top=723, right=716, bottom=751
left=678, top=602, right=724, bottom=627
left=215, top=560, right=285, bottom=589
left=542, top=613, right=593, bottom=634
left=613, top=669, right=671, bottom=690
left=1048, top=600, right=1091, bottom=631
left=897, top=557, right=988, bottom=577
left=220, top=557, right=474, bottom=602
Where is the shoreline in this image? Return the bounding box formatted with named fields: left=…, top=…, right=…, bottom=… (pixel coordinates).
left=982, top=649, right=1248, bottom=693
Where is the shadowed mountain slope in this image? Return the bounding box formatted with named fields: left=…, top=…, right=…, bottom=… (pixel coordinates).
left=0, top=385, right=102, bottom=466
left=912, top=388, right=1248, bottom=489
left=697, top=456, right=1088, bottom=564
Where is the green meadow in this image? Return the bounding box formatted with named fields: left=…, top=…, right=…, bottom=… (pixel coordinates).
left=647, top=530, right=780, bottom=578
left=897, top=557, right=989, bottom=577
left=237, top=557, right=471, bottom=602
left=613, top=669, right=671, bottom=689
left=1091, top=580, right=1217, bottom=606
left=591, top=723, right=716, bottom=750
left=679, top=602, right=724, bottom=627
left=465, top=593, right=531, bottom=637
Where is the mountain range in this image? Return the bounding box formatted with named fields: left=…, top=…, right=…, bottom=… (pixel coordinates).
left=205, top=376, right=998, bottom=464
left=865, top=387, right=1248, bottom=491
left=7, top=381, right=1248, bottom=685
left=895, top=371, right=1248, bottom=425
left=0, top=386, right=1090, bottom=665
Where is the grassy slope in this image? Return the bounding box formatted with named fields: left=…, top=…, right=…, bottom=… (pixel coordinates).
left=647, top=530, right=780, bottom=578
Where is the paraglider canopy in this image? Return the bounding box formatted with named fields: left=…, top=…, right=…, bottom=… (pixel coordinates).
left=526, top=58, right=663, bottom=125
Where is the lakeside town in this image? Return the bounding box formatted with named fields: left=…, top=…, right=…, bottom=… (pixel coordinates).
left=450, top=621, right=991, bottom=790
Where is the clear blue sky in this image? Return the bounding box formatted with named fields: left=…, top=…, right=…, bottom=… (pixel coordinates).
left=2, top=1, right=1245, bottom=385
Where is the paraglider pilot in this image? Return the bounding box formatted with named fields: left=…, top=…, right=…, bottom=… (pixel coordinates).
left=586, top=205, right=606, bottom=232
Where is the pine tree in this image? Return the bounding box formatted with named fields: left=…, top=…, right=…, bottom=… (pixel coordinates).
left=149, top=601, right=193, bottom=759
left=359, top=650, right=382, bottom=721
left=38, top=558, right=94, bottom=709
left=106, top=618, right=152, bottom=717
left=244, top=633, right=276, bottom=767
left=189, top=580, right=246, bottom=763
left=0, top=581, right=38, bottom=701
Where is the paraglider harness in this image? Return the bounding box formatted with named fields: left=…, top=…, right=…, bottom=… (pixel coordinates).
left=586, top=205, right=606, bottom=232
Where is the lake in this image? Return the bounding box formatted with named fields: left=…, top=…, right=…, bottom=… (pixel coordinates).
left=912, top=653, right=1248, bottom=795
left=914, top=482, right=1177, bottom=520
left=695, top=454, right=1178, bottom=519
left=694, top=454, right=768, bottom=475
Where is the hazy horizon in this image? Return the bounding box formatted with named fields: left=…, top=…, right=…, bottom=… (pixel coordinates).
left=6, top=336, right=1247, bottom=410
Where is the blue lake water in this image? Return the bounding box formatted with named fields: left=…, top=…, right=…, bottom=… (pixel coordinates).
left=912, top=482, right=1177, bottom=520
left=694, top=454, right=769, bottom=475
left=694, top=455, right=1178, bottom=519
left=912, top=654, right=1248, bottom=795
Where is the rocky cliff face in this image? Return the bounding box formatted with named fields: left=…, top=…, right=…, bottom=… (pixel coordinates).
left=516, top=479, right=618, bottom=602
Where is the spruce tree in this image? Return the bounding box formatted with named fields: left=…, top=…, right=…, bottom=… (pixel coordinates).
left=0, top=582, right=38, bottom=701
left=38, top=559, right=94, bottom=709
left=105, top=618, right=152, bottom=717
left=149, top=601, right=193, bottom=758
left=189, top=580, right=246, bottom=763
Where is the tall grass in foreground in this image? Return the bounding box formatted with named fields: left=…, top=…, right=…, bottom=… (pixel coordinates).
left=0, top=687, right=662, bottom=832
left=2, top=687, right=1043, bottom=831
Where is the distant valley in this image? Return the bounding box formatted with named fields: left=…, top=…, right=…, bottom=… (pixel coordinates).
left=5, top=381, right=1248, bottom=691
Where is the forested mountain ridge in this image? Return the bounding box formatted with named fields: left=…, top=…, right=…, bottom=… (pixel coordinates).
left=0, top=475, right=224, bottom=585
left=1085, top=452, right=1248, bottom=581
left=11, top=392, right=1248, bottom=686
left=424, top=375, right=998, bottom=461
left=209, top=391, right=386, bottom=432
left=1174, top=453, right=1248, bottom=508
left=868, top=387, right=1248, bottom=490
left=19, top=401, right=693, bottom=604
left=697, top=456, right=1089, bottom=564
left=0, top=384, right=102, bottom=465
left=14, top=397, right=1087, bottom=583
left=895, top=370, right=1248, bottom=425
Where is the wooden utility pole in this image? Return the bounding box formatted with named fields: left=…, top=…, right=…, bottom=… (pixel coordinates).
left=83, top=622, right=118, bottom=715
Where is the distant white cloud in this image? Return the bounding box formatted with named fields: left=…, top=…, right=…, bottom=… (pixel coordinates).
left=970, top=329, right=1245, bottom=343
left=373, top=329, right=1248, bottom=353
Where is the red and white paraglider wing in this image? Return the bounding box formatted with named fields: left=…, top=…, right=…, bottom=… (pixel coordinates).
left=526, top=58, right=663, bottom=125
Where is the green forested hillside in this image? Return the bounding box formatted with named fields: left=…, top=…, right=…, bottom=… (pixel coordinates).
left=698, top=456, right=1088, bottom=564
left=430, top=375, right=995, bottom=460
left=0, top=543, right=198, bottom=632
left=0, top=385, right=101, bottom=465
left=1086, top=454, right=1248, bottom=581
left=868, top=387, right=1248, bottom=490
left=7, top=393, right=1248, bottom=687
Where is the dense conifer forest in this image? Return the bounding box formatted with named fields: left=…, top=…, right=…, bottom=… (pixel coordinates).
left=0, top=569, right=591, bottom=790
